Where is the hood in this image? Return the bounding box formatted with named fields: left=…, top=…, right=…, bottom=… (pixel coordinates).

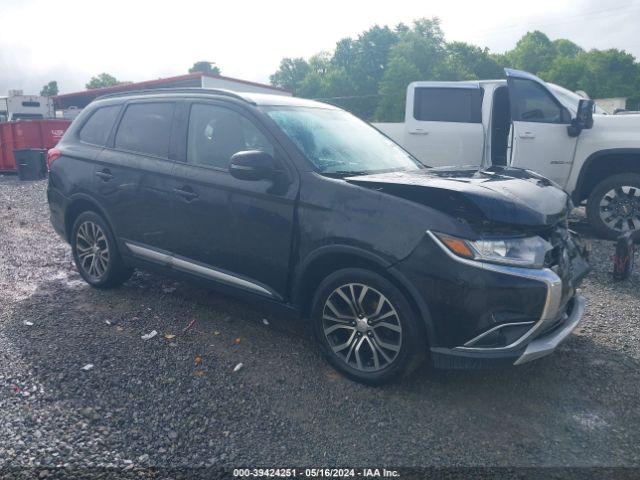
left=346, top=166, right=571, bottom=231
left=592, top=112, right=640, bottom=131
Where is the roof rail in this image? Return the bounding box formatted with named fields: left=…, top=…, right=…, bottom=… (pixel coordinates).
left=95, top=87, right=255, bottom=104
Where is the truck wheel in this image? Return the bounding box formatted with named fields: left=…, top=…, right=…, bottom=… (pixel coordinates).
left=71, top=211, right=133, bottom=288
left=586, top=173, right=640, bottom=240
left=311, top=268, right=424, bottom=385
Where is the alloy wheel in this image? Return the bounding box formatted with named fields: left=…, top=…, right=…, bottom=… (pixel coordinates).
left=599, top=186, right=640, bottom=233
left=322, top=283, right=402, bottom=372
left=75, top=221, right=110, bottom=280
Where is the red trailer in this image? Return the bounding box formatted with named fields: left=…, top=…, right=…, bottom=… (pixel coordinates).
left=0, top=119, right=71, bottom=172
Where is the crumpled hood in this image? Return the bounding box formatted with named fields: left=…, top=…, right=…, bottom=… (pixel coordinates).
left=346, top=166, right=571, bottom=230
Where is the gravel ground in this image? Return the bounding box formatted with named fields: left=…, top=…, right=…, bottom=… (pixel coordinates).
left=1, top=176, right=640, bottom=475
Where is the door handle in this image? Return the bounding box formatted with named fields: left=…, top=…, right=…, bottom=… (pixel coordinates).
left=409, top=129, right=429, bottom=135
left=519, top=132, right=535, bottom=139
left=174, top=187, right=199, bottom=201
left=95, top=169, right=113, bottom=181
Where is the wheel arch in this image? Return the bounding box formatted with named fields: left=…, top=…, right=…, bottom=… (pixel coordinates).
left=573, top=148, right=640, bottom=204
left=292, top=245, right=434, bottom=346
left=64, top=194, right=114, bottom=243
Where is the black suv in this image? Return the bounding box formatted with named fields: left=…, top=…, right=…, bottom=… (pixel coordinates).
left=47, top=89, right=590, bottom=384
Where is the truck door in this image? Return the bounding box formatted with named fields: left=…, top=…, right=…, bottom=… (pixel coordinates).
left=404, top=82, right=485, bottom=167
left=506, top=68, right=577, bottom=187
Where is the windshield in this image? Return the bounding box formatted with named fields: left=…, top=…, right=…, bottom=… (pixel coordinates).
left=261, top=106, right=424, bottom=174
left=547, top=83, right=607, bottom=115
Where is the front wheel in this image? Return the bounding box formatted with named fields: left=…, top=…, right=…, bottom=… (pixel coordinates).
left=586, top=173, right=640, bottom=239
left=311, top=268, right=424, bottom=385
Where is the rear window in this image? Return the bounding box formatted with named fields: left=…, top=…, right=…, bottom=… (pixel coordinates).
left=79, top=105, right=121, bottom=146
left=114, top=102, right=175, bottom=158
left=413, top=87, right=483, bottom=123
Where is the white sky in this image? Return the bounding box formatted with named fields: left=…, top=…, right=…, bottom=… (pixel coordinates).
left=1, top=0, right=639, bottom=95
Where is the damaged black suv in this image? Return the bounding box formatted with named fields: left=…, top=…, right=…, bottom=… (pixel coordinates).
left=47, top=89, right=590, bottom=384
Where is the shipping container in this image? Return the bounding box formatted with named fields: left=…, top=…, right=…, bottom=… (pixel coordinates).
left=0, top=119, right=70, bottom=172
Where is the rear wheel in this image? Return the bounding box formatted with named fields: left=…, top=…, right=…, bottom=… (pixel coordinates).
left=71, top=211, right=133, bottom=288
left=587, top=173, right=640, bottom=239
left=311, top=268, right=423, bottom=385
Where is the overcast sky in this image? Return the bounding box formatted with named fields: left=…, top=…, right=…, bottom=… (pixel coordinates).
left=1, top=0, right=639, bottom=95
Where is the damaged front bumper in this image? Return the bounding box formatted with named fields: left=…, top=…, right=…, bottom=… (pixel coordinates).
left=402, top=229, right=590, bottom=370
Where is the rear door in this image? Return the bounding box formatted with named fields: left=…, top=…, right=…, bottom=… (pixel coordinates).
left=168, top=100, right=298, bottom=299
left=506, top=68, right=577, bottom=187
left=96, top=100, right=178, bottom=251
left=403, top=82, right=485, bottom=167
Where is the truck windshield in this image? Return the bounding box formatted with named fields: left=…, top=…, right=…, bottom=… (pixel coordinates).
left=261, top=106, right=424, bottom=174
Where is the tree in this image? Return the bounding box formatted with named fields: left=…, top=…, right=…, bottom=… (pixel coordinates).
left=375, top=56, right=421, bottom=121
left=439, top=42, right=503, bottom=80
left=85, top=73, right=125, bottom=89
left=189, top=61, right=221, bottom=75
left=553, top=39, right=583, bottom=58
left=270, top=17, right=640, bottom=121
left=40, top=81, right=58, bottom=96
left=269, top=58, right=310, bottom=94
left=506, top=31, right=556, bottom=74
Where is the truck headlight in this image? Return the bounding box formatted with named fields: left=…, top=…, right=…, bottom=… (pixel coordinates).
left=434, top=233, right=552, bottom=269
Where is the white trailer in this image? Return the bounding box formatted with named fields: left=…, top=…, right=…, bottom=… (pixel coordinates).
left=0, top=90, right=55, bottom=122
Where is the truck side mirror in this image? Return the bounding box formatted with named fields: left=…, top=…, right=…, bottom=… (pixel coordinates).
left=576, top=99, right=594, bottom=129
left=568, top=99, right=594, bottom=137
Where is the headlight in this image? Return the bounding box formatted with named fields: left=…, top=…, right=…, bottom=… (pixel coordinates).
left=434, top=232, right=552, bottom=269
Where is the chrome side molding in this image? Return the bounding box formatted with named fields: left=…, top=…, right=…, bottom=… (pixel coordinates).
left=125, top=242, right=275, bottom=298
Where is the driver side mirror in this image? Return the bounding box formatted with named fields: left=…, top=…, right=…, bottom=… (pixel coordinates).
left=576, top=99, right=594, bottom=129
left=568, top=99, right=594, bottom=137
left=229, top=150, right=275, bottom=181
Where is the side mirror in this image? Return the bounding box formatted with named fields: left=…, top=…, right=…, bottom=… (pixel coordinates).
left=576, top=99, right=594, bottom=129
left=567, top=99, right=594, bottom=137
left=229, top=150, right=275, bottom=181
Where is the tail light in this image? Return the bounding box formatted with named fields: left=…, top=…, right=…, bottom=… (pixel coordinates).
left=46, top=148, right=61, bottom=170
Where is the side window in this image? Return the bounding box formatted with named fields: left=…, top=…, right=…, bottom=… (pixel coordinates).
left=187, top=104, right=274, bottom=169
left=510, top=78, right=567, bottom=123
left=78, top=105, right=121, bottom=146
left=413, top=87, right=483, bottom=123
left=114, top=102, right=175, bottom=157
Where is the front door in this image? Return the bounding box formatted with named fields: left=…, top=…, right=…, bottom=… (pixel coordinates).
left=169, top=101, right=297, bottom=299
left=403, top=82, right=485, bottom=167
left=506, top=69, right=577, bottom=187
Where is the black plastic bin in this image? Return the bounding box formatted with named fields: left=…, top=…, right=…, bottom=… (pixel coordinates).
left=14, top=149, right=46, bottom=181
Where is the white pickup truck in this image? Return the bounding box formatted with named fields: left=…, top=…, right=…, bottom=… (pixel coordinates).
left=374, top=68, right=640, bottom=239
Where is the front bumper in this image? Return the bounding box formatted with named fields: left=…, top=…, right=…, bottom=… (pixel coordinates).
left=430, top=294, right=585, bottom=368
left=395, top=230, right=589, bottom=369
left=514, top=294, right=586, bottom=365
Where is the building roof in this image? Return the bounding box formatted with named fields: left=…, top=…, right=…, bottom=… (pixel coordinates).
left=53, top=72, right=289, bottom=109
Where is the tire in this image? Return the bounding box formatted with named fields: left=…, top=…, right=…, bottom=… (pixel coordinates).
left=71, top=211, right=133, bottom=288
left=311, top=268, right=424, bottom=385
left=586, top=173, right=640, bottom=240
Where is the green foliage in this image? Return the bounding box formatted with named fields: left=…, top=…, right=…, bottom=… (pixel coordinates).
left=40, top=81, right=58, bottom=97
left=189, top=61, right=221, bottom=75
left=269, top=17, right=640, bottom=121
left=85, top=73, right=127, bottom=90
left=269, top=58, right=310, bottom=94
left=506, top=31, right=556, bottom=74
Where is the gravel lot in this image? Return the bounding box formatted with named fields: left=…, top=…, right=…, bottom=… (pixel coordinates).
left=1, top=176, right=640, bottom=475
